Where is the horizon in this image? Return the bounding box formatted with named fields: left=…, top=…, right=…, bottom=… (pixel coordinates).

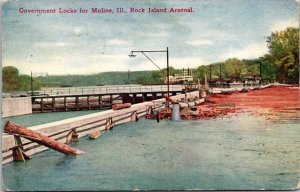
left=2, top=0, right=299, bottom=75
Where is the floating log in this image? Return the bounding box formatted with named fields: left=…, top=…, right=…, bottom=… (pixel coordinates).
left=4, top=121, right=84, bottom=155
left=112, top=103, right=131, bottom=110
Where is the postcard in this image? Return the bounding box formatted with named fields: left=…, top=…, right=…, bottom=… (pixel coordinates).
left=1, top=0, right=299, bottom=191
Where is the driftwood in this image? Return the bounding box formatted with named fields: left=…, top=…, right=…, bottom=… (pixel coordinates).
left=4, top=121, right=84, bottom=155
left=89, top=130, right=101, bottom=139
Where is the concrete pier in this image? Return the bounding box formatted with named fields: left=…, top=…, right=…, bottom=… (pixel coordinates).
left=2, top=97, right=32, bottom=118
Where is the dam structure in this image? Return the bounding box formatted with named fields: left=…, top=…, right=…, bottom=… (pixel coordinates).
left=2, top=91, right=202, bottom=164
left=27, top=84, right=189, bottom=113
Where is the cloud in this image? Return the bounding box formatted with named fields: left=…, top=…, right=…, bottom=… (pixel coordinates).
left=106, top=39, right=130, bottom=46
left=43, top=54, right=131, bottom=75
left=73, top=27, right=83, bottom=34
left=131, top=56, right=206, bottom=71
left=186, top=39, right=213, bottom=46
left=270, top=19, right=298, bottom=32
left=171, top=57, right=206, bottom=69
left=220, top=42, right=268, bottom=60
left=34, top=42, right=71, bottom=48
left=147, top=31, right=169, bottom=37
left=3, top=53, right=131, bottom=75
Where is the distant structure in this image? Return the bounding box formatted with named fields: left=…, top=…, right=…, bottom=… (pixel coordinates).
left=165, top=68, right=194, bottom=84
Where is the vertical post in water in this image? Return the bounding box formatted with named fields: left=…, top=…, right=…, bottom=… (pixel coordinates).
left=52, top=98, right=56, bottom=112
left=41, top=98, right=44, bottom=112
left=64, top=97, right=67, bottom=111
left=75, top=96, right=79, bottom=110
left=87, top=96, right=90, bottom=110
left=98, top=95, right=102, bottom=109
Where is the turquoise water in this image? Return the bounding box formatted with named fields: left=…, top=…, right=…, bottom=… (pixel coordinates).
left=1, top=110, right=104, bottom=128
left=2, top=111, right=300, bottom=191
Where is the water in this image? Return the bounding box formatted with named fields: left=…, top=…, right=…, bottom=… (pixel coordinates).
left=2, top=110, right=104, bottom=128
left=2, top=113, right=300, bottom=191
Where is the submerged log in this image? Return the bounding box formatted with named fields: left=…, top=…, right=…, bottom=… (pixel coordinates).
left=4, top=121, right=84, bottom=155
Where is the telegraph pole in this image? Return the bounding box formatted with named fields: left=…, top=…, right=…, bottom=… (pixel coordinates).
left=31, top=71, right=33, bottom=96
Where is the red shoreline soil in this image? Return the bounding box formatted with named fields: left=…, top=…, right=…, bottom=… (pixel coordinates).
left=154, top=86, right=300, bottom=121
left=207, top=86, right=300, bottom=120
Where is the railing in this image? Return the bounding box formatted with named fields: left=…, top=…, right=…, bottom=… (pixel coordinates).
left=39, top=85, right=185, bottom=96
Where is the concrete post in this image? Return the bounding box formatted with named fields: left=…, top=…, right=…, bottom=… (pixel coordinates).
left=172, top=103, right=181, bottom=121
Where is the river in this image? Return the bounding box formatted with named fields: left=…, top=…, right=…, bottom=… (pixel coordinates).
left=2, top=110, right=300, bottom=190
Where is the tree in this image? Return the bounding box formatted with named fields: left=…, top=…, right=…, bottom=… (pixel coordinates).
left=259, top=55, right=278, bottom=83
left=266, top=27, right=299, bottom=84
left=2, top=66, right=20, bottom=92
left=194, top=65, right=208, bottom=84
left=2, top=66, right=41, bottom=92
left=224, top=58, right=247, bottom=80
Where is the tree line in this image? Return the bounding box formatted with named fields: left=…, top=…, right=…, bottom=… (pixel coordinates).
left=2, top=27, right=298, bottom=92
left=2, top=66, right=41, bottom=92
left=194, top=27, right=299, bottom=84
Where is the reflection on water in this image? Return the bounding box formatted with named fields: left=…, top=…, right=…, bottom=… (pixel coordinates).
left=2, top=110, right=300, bottom=191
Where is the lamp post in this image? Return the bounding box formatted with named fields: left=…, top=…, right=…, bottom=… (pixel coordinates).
left=129, top=47, right=170, bottom=108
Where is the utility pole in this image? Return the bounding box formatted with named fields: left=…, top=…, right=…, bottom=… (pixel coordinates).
left=31, top=71, right=33, bottom=96
left=209, top=65, right=212, bottom=81
left=219, top=63, right=222, bottom=79
left=259, top=61, right=262, bottom=85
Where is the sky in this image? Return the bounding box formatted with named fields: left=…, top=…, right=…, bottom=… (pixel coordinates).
left=2, top=0, right=299, bottom=75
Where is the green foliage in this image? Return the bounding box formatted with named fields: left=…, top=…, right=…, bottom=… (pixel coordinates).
left=193, top=27, right=299, bottom=84
left=266, top=27, right=299, bottom=84
left=224, top=58, right=248, bottom=79
left=193, top=65, right=207, bottom=84
left=39, top=71, right=166, bottom=87
left=39, top=66, right=185, bottom=86
left=2, top=66, right=42, bottom=92
left=258, top=55, right=277, bottom=83
left=2, top=66, right=20, bottom=91
left=194, top=59, right=261, bottom=82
